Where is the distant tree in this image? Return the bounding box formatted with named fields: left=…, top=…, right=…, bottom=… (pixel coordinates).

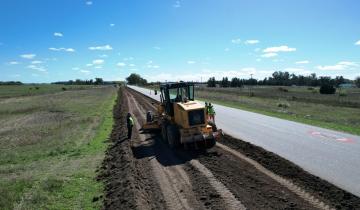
left=334, top=76, right=345, bottom=87
left=207, top=77, right=216, bottom=87
left=230, top=77, right=243, bottom=87
left=94, top=78, right=104, bottom=85
left=318, top=76, right=333, bottom=86
left=355, top=77, right=360, bottom=88
left=220, top=77, right=230, bottom=87
left=0, top=81, right=23, bottom=85
left=126, top=73, right=147, bottom=85
left=320, top=84, right=336, bottom=94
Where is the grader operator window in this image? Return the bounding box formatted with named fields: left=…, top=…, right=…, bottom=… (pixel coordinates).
left=168, top=85, right=194, bottom=103
left=160, top=82, right=195, bottom=116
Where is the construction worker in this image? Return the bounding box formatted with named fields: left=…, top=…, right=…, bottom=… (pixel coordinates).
left=205, top=102, right=208, bottom=115
left=126, top=113, right=134, bottom=139
left=208, top=103, right=215, bottom=123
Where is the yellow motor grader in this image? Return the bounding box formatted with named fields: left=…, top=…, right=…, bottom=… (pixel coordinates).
left=142, top=82, right=222, bottom=149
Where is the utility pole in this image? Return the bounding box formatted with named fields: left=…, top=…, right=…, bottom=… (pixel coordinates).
left=249, top=74, right=254, bottom=96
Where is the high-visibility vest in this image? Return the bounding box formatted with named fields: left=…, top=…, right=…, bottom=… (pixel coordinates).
left=128, top=117, right=134, bottom=126
left=208, top=106, right=215, bottom=115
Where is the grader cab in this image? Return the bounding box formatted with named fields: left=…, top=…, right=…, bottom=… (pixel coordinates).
left=143, top=82, right=221, bottom=149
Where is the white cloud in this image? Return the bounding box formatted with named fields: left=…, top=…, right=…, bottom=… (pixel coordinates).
left=224, top=48, right=230, bottom=52
left=129, top=64, right=136, bottom=67
left=123, top=57, right=134, bottom=61
left=99, top=54, right=108, bottom=58
left=261, top=53, right=278, bottom=58
left=27, top=64, right=47, bottom=72
left=153, top=46, right=161, bottom=50
left=316, top=61, right=358, bottom=71
left=117, top=62, right=126, bottom=67
left=147, top=64, right=160, bottom=69
left=187, top=60, right=196, bottom=64
left=20, top=54, right=36, bottom=59
left=263, top=45, right=296, bottom=53
left=295, top=60, right=309, bottom=64
left=110, top=23, right=115, bottom=27
left=54, top=32, right=63, bottom=37
left=355, top=40, right=360, bottom=45
left=94, top=66, right=103, bottom=69
left=231, top=38, right=241, bottom=44
left=173, top=1, right=181, bottom=8
left=89, top=45, right=113, bottom=51
left=284, top=68, right=311, bottom=75
left=49, top=47, right=75, bottom=52
left=8, top=61, right=19, bottom=65
left=86, top=1, right=93, bottom=5
left=92, top=59, right=104, bottom=65
left=72, top=67, right=80, bottom=70
left=245, top=40, right=259, bottom=45
left=31, top=60, right=43, bottom=64
left=80, top=70, right=91, bottom=74
left=338, top=61, right=357, bottom=66
left=86, top=63, right=93, bottom=67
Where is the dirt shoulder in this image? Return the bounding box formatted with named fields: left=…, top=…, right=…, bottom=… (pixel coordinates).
left=98, top=88, right=166, bottom=210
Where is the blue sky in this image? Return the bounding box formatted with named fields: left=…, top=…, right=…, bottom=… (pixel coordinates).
left=0, top=0, right=359, bottom=83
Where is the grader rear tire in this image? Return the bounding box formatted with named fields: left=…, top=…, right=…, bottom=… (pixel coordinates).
left=167, top=125, right=180, bottom=149
left=161, top=123, right=167, bottom=143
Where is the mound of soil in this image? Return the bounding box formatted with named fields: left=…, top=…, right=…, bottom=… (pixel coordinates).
left=218, top=135, right=360, bottom=209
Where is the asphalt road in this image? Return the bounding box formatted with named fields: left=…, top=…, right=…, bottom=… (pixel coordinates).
left=128, top=85, right=360, bottom=197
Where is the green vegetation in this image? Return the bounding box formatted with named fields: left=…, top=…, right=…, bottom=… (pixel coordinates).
left=0, top=84, right=97, bottom=98
left=196, top=86, right=360, bottom=135
left=126, top=73, right=147, bottom=85
left=207, top=71, right=355, bottom=88
left=0, top=85, right=117, bottom=209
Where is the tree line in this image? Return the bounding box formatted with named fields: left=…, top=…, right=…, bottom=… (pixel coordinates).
left=0, top=81, right=23, bottom=85
left=208, top=71, right=360, bottom=88
left=52, top=78, right=111, bottom=85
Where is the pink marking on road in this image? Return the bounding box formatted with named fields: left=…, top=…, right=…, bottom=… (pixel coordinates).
left=308, top=130, right=354, bottom=143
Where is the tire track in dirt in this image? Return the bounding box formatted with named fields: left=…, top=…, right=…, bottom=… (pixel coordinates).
left=217, top=143, right=334, bottom=210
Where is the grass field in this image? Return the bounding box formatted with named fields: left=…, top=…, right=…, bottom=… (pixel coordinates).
left=0, top=85, right=117, bottom=210
left=195, top=86, right=360, bottom=135
left=0, top=84, right=98, bottom=98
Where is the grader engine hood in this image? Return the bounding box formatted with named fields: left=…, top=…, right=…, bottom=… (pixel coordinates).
left=177, top=100, right=204, bottom=111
